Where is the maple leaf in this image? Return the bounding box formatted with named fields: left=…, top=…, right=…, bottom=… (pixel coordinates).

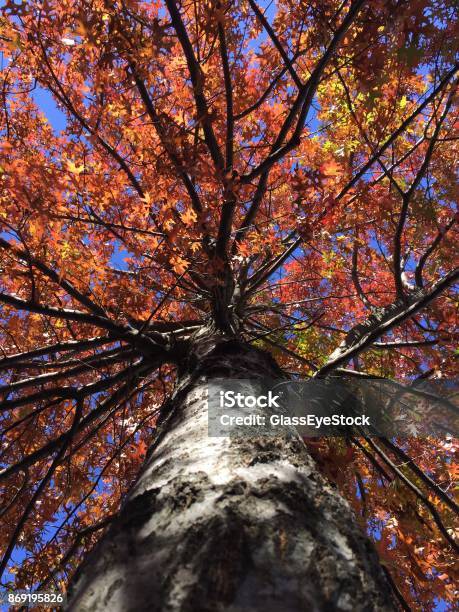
left=180, top=208, right=197, bottom=226
left=130, top=440, right=147, bottom=462
left=320, top=160, right=341, bottom=178
left=238, top=241, right=251, bottom=257
left=170, top=255, right=188, bottom=275
left=67, top=160, right=85, bottom=174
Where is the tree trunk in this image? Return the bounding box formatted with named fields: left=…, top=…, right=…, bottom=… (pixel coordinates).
left=67, top=335, right=395, bottom=612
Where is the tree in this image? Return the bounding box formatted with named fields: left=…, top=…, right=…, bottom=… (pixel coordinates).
left=0, top=0, right=457, bottom=609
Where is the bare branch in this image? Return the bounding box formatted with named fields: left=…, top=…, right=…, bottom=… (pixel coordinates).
left=130, top=68, right=205, bottom=217
left=378, top=437, right=459, bottom=516
left=240, top=0, right=367, bottom=184
left=0, top=292, right=169, bottom=356
left=0, top=360, right=154, bottom=481
left=235, top=0, right=366, bottom=245
left=0, top=348, right=136, bottom=396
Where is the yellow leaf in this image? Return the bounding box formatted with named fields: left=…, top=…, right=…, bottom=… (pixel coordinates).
left=321, top=160, right=340, bottom=177
left=67, top=160, right=85, bottom=174
left=180, top=208, right=197, bottom=226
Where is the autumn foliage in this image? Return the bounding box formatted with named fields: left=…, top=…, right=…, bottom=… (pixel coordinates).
left=0, top=0, right=458, bottom=608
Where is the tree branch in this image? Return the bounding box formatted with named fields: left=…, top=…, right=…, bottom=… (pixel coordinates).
left=164, top=0, right=225, bottom=172
left=0, top=336, right=113, bottom=371
left=247, top=0, right=302, bottom=88
left=318, top=268, right=459, bottom=374
left=336, top=64, right=459, bottom=202
left=0, top=236, right=108, bottom=318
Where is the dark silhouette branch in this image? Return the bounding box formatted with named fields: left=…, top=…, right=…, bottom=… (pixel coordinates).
left=0, top=336, right=113, bottom=371
left=0, top=397, right=84, bottom=579
left=393, top=85, right=456, bottom=298
left=336, top=64, right=459, bottom=202
left=362, top=436, right=458, bottom=553
left=247, top=0, right=302, bottom=88
left=0, top=360, right=155, bottom=482
left=0, top=236, right=109, bottom=318
left=164, top=0, right=225, bottom=172
left=415, top=217, right=456, bottom=288
left=318, top=268, right=459, bottom=374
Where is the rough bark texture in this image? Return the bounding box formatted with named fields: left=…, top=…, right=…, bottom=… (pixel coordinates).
left=67, top=333, right=396, bottom=611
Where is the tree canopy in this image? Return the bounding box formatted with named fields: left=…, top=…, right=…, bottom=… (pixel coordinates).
left=0, top=0, right=458, bottom=607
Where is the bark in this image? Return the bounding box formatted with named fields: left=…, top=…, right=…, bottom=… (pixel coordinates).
left=67, top=333, right=396, bottom=612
